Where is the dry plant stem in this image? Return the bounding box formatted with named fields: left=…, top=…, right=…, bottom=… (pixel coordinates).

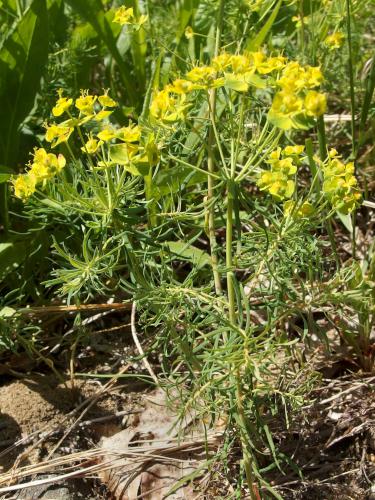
left=131, top=301, right=159, bottom=385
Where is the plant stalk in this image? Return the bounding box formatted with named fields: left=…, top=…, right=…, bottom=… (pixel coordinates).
left=206, top=0, right=225, bottom=295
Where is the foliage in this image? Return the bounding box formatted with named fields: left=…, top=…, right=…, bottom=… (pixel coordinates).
left=1, top=0, right=374, bottom=496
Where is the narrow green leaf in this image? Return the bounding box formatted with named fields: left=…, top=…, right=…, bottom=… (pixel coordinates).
left=246, top=0, right=282, bottom=51
left=164, top=241, right=210, bottom=269
left=0, top=0, right=48, bottom=166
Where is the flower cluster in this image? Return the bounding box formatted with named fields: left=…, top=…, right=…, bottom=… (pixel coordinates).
left=45, top=89, right=118, bottom=148
left=113, top=6, right=147, bottom=27
left=321, top=149, right=361, bottom=214
left=324, top=32, right=345, bottom=50
left=12, top=148, right=66, bottom=201
left=257, top=145, right=305, bottom=201
left=150, top=52, right=326, bottom=130
left=283, top=200, right=314, bottom=218
left=150, top=51, right=287, bottom=124
left=269, top=62, right=326, bottom=129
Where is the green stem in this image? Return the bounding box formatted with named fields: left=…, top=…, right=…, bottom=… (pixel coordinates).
left=206, top=0, right=225, bottom=295
left=226, top=181, right=236, bottom=324
left=317, top=116, right=340, bottom=269
left=346, top=0, right=356, bottom=159
left=0, top=184, right=9, bottom=238
left=236, top=375, right=257, bottom=500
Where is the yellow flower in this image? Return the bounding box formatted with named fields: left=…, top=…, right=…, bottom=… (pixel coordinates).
left=324, top=32, right=345, bottom=50
left=167, top=79, right=195, bottom=94
left=75, top=92, right=97, bottom=116
left=150, top=90, right=189, bottom=122
left=271, top=91, right=304, bottom=115
left=117, top=123, right=141, bottom=143
left=228, top=55, right=251, bottom=74
left=304, top=91, right=327, bottom=117
left=32, top=148, right=66, bottom=178
left=304, top=66, right=324, bottom=88
left=284, top=200, right=314, bottom=218
left=278, top=63, right=323, bottom=91
left=257, top=171, right=295, bottom=201
left=97, top=128, right=116, bottom=142
left=150, top=90, right=172, bottom=120
left=94, top=109, right=113, bottom=121
left=12, top=174, right=37, bottom=201
left=81, top=138, right=103, bottom=154
left=113, top=6, right=134, bottom=25
left=185, top=26, right=194, bottom=39
left=98, top=92, right=117, bottom=108
left=269, top=148, right=282, bottom=161
left=212, top=53, right=232, bottom=71
left=186, top=65, right=220, bottom=86
left=329, top=148, right=339, bottom=158
left=45, top=123, right=73, bottom=147
left=52, top=89, right=73, bottom=117
left=283, top=145, right=305, bottom=156
left=258, top=55, right=286, bottom=74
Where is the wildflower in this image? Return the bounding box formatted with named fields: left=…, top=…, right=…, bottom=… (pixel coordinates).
left=283, top=145, right=305, bottom=156
left=278, top=63, right=323, bottom=91
left=82, top=137, right=103, bottom=154
left=271, top=91, right=304, bottom=116
left=304, top=91, right=327, bottom=117
left=304, top=66, right=324, bottom=88
left=12, top=174, right=37, bottom=201
left=185, top=26, right=194, bottom=39
left=32, top=148, right=66, bottom=177
left=167, top=79, right=195, bottom=94
left=258, top=55, right=286, bottom=74
left=321, top=152, right=361, bottom=213
left=45, top=123, right=73, bottom=147
left=94, top=109, right=113, bottom=121
left=98, top=92, right=117, bottom=108
left=97, top=128, right=116, bottom=142
left=117, top=123, right=141, bottom=142
left=186, top=66, right=223, bottom=88
left=257, top=171, right=295, bottom=201
left=212, top=53, right=232, bottom=71
left=228, top=55, right=251, bottom=74
left=324, top=32, right=345, bottom=50
left=52, top=89, right=73, bottom=117
left=113, top=6, right=147, bottom=27
left=284, top=200, right=314, bottom=218
left=75, top=92, right=97, bottom=116
left=150, top=90, right=188, bottom=122
left=113, top=6, right=134, bottom=25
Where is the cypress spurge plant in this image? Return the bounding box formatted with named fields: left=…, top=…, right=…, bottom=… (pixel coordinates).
left=8, top=19, right=368, bottom=499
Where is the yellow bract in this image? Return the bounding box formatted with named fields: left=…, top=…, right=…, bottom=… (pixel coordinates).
left=12, top=148, right=66, bottom=201
left=284, top=200, right=314, bottom=218
left=97, top=128, right=116, bottom=142
left=98, top=93, right=117, bottom=108
left=12, top=174, right=37, bottom=201
left=76, top=92, right=97, bottom=116
left=117, top=123, right=141, bottom=143
left=321, top=149, right=361, bottom=214
left=113, top=6, right=134, bottom=25
left=113, top=6, right=147, bottom=27
left=324, top=32, right=345, bottom=50
left=304, top=91, right=327, bottom=117
left=52, top=90, right=73, bottom=117
left=45, top=123, right=73, bottom=147
left=82, top=138, right=103, bottom=154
